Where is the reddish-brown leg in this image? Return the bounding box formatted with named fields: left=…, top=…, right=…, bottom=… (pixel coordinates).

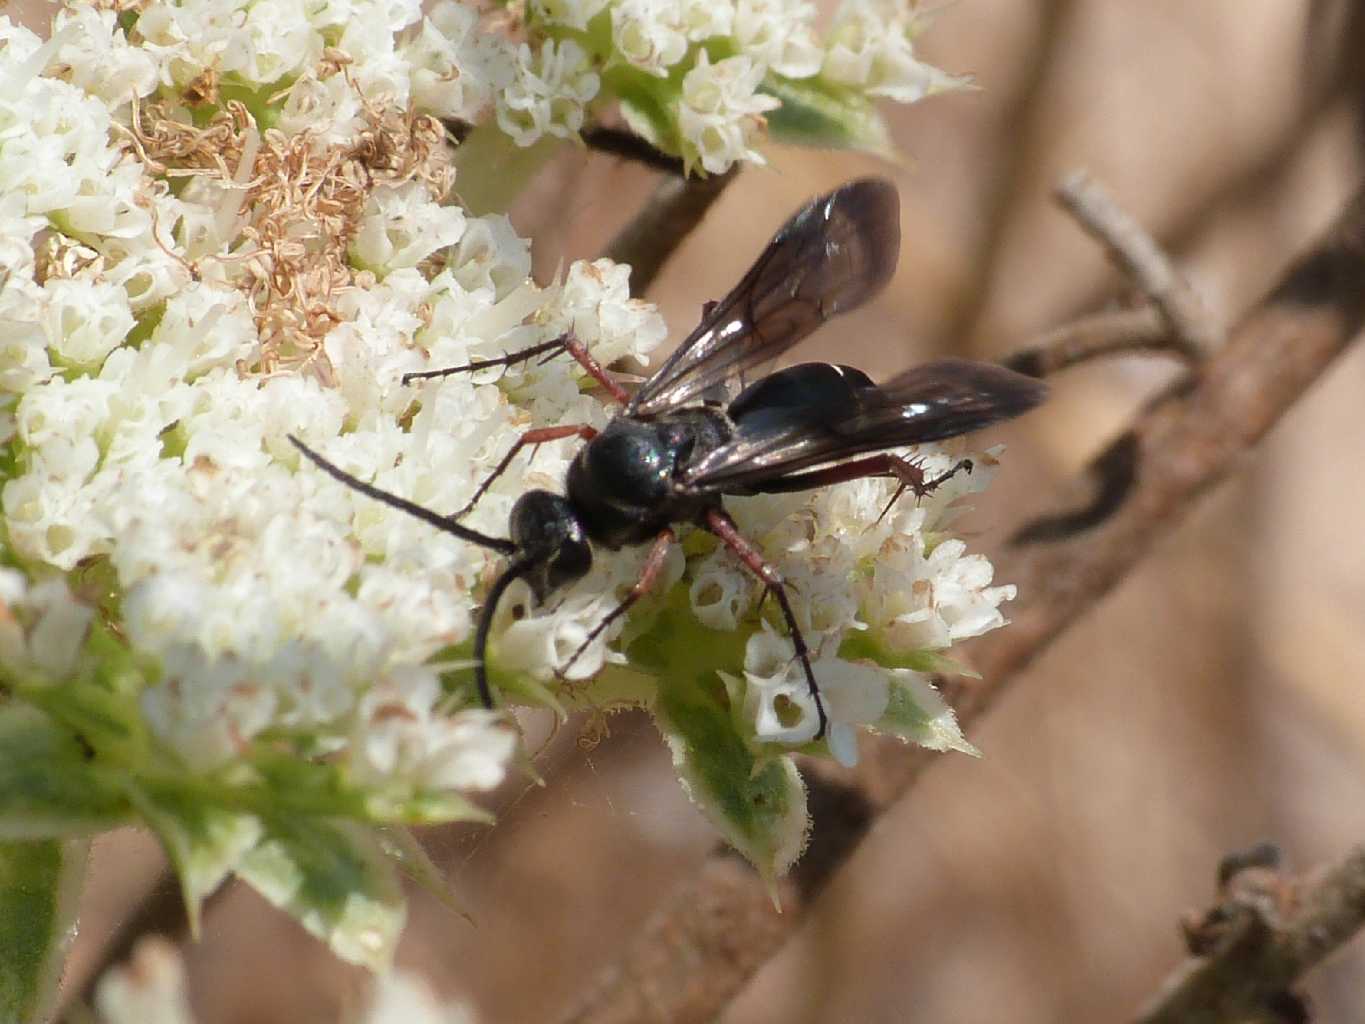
left=560, top=529, right=675, bottom=677
left=458, top=424, right=598, bottom=519
left=703, top=508, right=829, bottom=741
left=561, top=333, right=631, bottom=405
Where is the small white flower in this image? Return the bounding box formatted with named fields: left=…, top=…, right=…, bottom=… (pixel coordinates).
left=677, top=51, right=781, bottom=175
left=681, top=0, right=735, bottom=41
left=351, top=182, right=468, bottom=273
left=361, top=970, right=478, bottom=1024
left=21, top=577, right=95, bottom=679
left=733, top=0, right=824, bottom=80
left=864, top=532, right=1015, bottom=652
left=689, top=556, right=754, bottom=630
left=611, top=0, right=689, bottom=77
left=42, top=278, right=135, bottom=369
left=404, top=0, right=514, bottom=123
left=736, top=629, right=890, bottom=766
left=95, top=938, right=197, bottom=1024
left=0, top=192, right=40, bottom=278
left=51, top=5, right=158, bottom=106
left=355, top=674, right=518, bottom=791
left=823, top=0, right=972, bottom=102
left=0, top=275, right=54, bottom=392
left=551, top=258, right=666, bottom=369
left=444, top=213, right=532, bottom=298
left=496, top=38, right=600, bottom=147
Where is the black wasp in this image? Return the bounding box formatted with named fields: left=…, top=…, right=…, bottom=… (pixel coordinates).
left=290, top=178, right=1045, bottom=739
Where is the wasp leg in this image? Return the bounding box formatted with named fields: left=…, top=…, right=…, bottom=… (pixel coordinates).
left=402, top=336, right=570, bottom=385
left=877, top=456, right=974, bottom=522
left=560, top=529, right=674, bottom=679
left=748, top=453, right=974, bottom=522
left=457, top=424, right=599, bottom=520
left=561, top=333, right=631, bottom=405
left=703, top=508, right=829, bottom=741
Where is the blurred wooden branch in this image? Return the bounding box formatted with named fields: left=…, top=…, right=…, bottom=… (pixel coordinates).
left=1136, top=843, right=1365, bottom=1024
left=1055, top=172, right=1223, bottom=358
left=557, top=175, right=1365, bottom=1024
left=945, top=0, right=1080, bottom=356
left=1002, top=303, right=1199, bottom=378
left=583, top=125, right=687, bottom=177
left=604, top=168, right=737, bottom=296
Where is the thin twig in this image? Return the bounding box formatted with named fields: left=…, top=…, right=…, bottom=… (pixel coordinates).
left=1056, top=171, right=1224, bottom=357
left=603, top=168, right=738, bottom=296
left=1001, top=306, right=1197, bottom=377
left=556, top=178, right=1365, bottom=1024
left=1135, top=844, right=1365, bottom=1024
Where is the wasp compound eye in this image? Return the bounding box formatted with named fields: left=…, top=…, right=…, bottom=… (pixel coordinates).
left=547, top=536, right=592, bottom=591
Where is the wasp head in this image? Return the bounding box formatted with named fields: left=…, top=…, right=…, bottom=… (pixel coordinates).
left=508, top=489, right=592, bottom=602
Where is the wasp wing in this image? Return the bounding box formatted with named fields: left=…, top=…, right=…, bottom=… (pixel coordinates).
left=626, top=178, right=900, bottom=417
left=682, top=359, right=1047, bottom=492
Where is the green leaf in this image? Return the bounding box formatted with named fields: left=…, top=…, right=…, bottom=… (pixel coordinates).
left=0, top=838, right=88, bottom=1024
left=876, top=671, right=978, bottom=756
left=375, top=826, right=471, bottom=923
left=629, top=590, right=808, bottom=883
left=0, top=704, right=131, bottom=839
left=761, top=75, right=895, bottom=157
left=238, top=816, right=405, bottom=971
left=128, top=781, right=263, bottom=937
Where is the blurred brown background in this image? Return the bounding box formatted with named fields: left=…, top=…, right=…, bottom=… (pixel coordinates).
left=42, top=0, right=1365, bottom=1021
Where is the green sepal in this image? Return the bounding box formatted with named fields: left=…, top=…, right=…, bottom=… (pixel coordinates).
left=761, top=75, right=896, bottom=158
left=629, top=590, right=808, bottom=882
left=0, top=837, right=87, bottom=1024
left=875, top=671, right=978, bottom=756
left=237, top=816, right=406, bottom=971
left=0, top=704, right=131, bottom=839
left=837, top=630, right=973, bottom=677
left=361, top=785, right=493, bottom=827
left=375, top=825, right=471, bottom=923
left=835, top=631, right=978, bottom=753
left=126, top=781, right=263, bottom=938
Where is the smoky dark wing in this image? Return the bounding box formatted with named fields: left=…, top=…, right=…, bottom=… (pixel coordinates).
left=683, top=359, right=1047, bottom=491
left=626, top=178, right=900, bottom=417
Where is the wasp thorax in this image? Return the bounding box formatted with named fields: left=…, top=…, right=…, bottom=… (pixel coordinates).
left=509, top=489, right=592, bottom=601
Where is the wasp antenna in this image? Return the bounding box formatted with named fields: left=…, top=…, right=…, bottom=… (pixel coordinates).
left=472, top=557, right=536, bottom=709
left=288, top=435, right=517, bottom=555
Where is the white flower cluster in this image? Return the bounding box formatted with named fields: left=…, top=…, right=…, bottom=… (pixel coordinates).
left=702, top=451, right=1012, bottom=766
left=591, top=0, right=968, bottom=173
left=496, top=38, right=600, bottom=147
left=0, top=10, right=661, bottom=794
left=823, top=0, right=973, bottom=101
